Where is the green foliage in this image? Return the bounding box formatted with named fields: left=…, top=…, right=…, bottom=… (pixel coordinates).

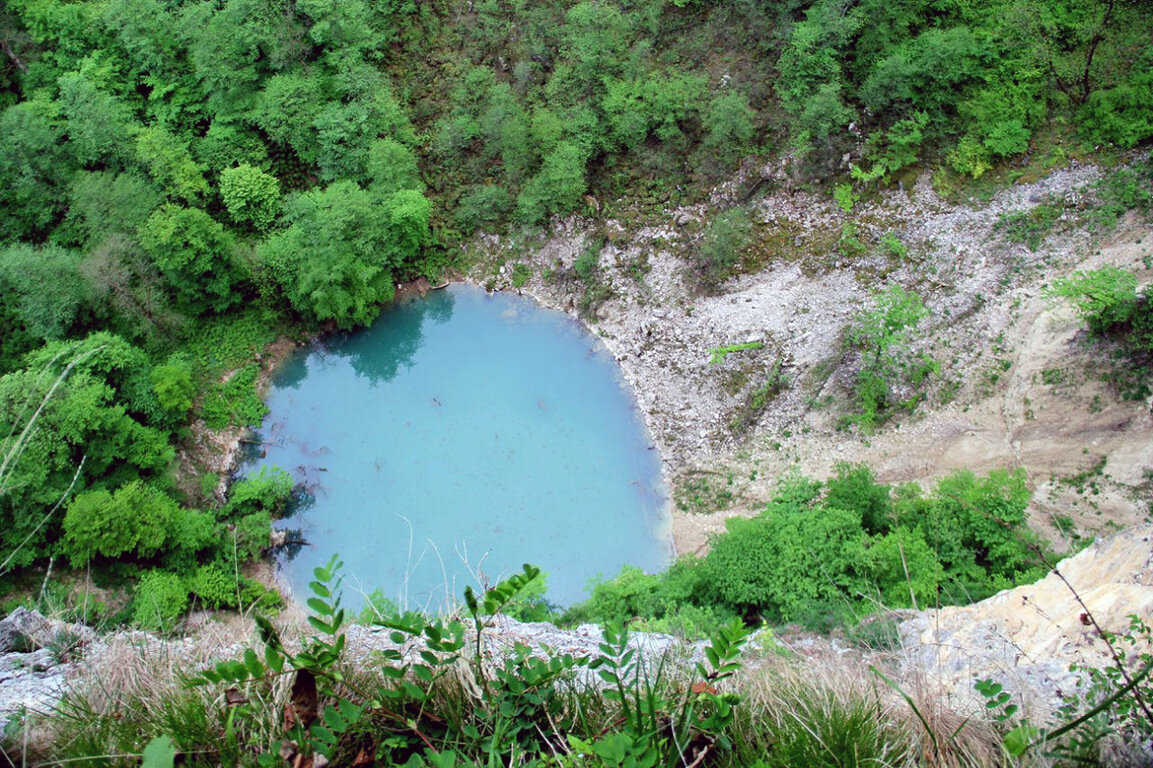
left=62, top=480, right=178, bottom=566
left=0, top=243, right=94, bottom=343
left=708, top=341, right=764, bottom=365
left=183, top=558, right=747, bottom=767
left=220, top=164, right=281, bottom=231
left=140, top=204, right=244, bottom=314
left=602, top=71, right=706, bottom=151
left=515, top=142, right=588, bottom=224
left=695, top=207, right=753, bottom=288
left=135, top=126, right=209, bottom=202
left=454, top=185, right=512, bottom=234
left=995, top=201, right=1064, bottom=251
left=843, top=286, right=936, bottom=430
left=150, top=354, right=195, bottom=415
left=259, top=181, right=430, bottom=328
left=366, top=138, right=422, bottom=195
left=188, top=563, right=239, bottom=610
left=132, top=569, right=189, bottom=631
left=833, top=183, right=855, bottom=213
left=57, top=71, right=138, bottom=168
left=0, top=349, right=173, bottom=567
left=572, top=466, right=1044, bottom=632
left=224, top=466, right=294, bottom=520
left=200, top=364, right=268, bottom=430
left=702, top=90, right=756, bottom=160
left=1051, top=266, right=1139, bottom=334
left=1050, top=265, right=1152, bottom=395
left=61, top=171, right=159, bottom=247
left=0, top=99, right=73, bottom=241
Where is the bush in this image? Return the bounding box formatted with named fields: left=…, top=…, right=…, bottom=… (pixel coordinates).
left=150, top=354, right=196, bottom=415
left=219, top=164, right=281, bottom=231
left=844, top=286, right=937, bottom=430
left=223, top=466, right=294, bottom=519
left=695, top=207, right=753, bottom=288
left=132, top=570, right=189, bottom=631
left=63, top=482, right=178, bottom=567
left=189, top=563, right=239, bottom=609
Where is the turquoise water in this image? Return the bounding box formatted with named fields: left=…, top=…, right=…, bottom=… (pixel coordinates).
left=246, top=284, right=670, bottom=610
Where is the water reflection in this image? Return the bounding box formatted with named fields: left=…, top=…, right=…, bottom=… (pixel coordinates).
left=347, top=288, right=455, bottom=386
left=248, top=284, right=669, bottom=609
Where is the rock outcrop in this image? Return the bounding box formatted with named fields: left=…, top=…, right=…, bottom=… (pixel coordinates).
left=900, top=524, right=1153, bottom=718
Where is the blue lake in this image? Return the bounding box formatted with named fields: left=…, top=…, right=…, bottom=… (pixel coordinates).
left=245, top=284, right=671, bottom=610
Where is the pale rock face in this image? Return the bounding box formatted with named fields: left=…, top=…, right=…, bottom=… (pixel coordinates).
left=899, top=524, right=1153, bottom=718
left=0, top=608, right=96, bottom=732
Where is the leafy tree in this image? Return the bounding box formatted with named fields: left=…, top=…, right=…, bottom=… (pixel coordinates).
left=515, top=141, right=587, bottom=224
left=220, top=163, right=281, bottom=230
left=258, top=180, right=429, bottom=328
left=62, top=480, right=177, bottom=566
left=59, top=171, right=159, bottom=247
left=252, top=72, right=326, bottom=163
left=702, top=90, right=756, bottom=157
left=455, top=184, right=512, bottom=234
left=0, top=99, right=73, bottom=241
left=140, top=204, right=244, bottom=313
left=25, top=332, right=166, bottom=424
left=0, top=365, right=172, bottom=567
left=312, top=76, right=413, bottom=181
left=366, top=137, right=422, bottom=194
left=480, top=82, right=534, bottom=182
left=845, top=285, right=937, bottom=429
left=0, top=243, right=94, bottom=342
left=823, top=463, right=892, bottom=536
left=194, top=120, right=269, bottom=174
left=135, top=126, right=209, bottom=202
left=57, top=71, right=139, bottom=168
left=79, top=234, right=178, bottom=342
left=601, top=70, right=706, bottom=151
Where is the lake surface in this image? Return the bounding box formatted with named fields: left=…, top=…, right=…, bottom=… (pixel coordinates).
left=245, top=284, right=671, bottom=610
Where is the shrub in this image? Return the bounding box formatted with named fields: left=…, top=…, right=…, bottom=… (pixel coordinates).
left=150, top=354, right=196, bottom=415
left=515, top=141, right=587, bottom=224
left=63, top=482, right=178, bottom=567
left=695, top=207, right=753, bottom=288
left=223, top=466, right=294, bottom=519
left=189, top=563, right=238, bottom=609
left=454, top=184, right=512, bottom=234
left=1051, top=266, right=1139, bottom=334
left=844, top=286, right=937, bottom=429
left=219, top=164, right=281, bottom=231
left=132, top=570, right=189, bottom=631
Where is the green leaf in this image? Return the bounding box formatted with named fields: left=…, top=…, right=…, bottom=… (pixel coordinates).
left=142, top=735, right=176, bottom=768
left=307, top=597, right=334, bottom=616
left=1003, top=724, right=1039, bottom=757
left=243, top=649, right=264, bottom=679
left=265, top=646, right=285, bottom=674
